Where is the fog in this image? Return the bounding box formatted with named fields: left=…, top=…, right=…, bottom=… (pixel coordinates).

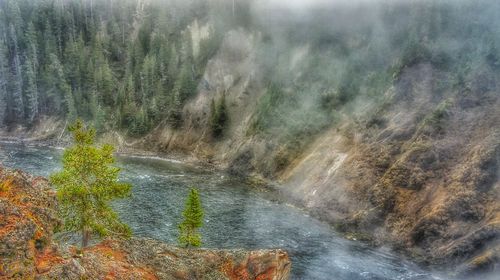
left=1, top=0, right=498, bottom=279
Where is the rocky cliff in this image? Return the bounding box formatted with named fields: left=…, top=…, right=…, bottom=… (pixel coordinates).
left=0, top=166, right=291, bottom=280
left=125, top=27, right=498, bottom=278
left=129, top=28, right=500, bottom=276
left=1, top=0, right=499, bottom=276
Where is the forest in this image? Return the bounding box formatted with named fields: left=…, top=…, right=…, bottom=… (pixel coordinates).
left=0, top=0, right=243, bottom=135
left=1, top=1, right=500, bottom=279
left=1, top=0, right=499, bottom=143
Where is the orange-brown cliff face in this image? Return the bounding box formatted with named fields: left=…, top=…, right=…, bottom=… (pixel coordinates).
left=0, top=166, right=61, bottom=279
left=0, top=167, right=291, bottom=280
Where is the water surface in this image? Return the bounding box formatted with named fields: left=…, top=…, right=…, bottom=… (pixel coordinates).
left=0, top=141, right=444, bottom=280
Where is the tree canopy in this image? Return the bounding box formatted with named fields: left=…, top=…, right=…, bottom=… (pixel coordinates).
left=178, top=188, right=204, bottom=248
left=50, top=120, right=132, bottom=248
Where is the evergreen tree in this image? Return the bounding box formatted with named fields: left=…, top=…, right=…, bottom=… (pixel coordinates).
left=176, top=63, right=197, bottom=102
left=141, top=54, right=156, bottom=101
left=0, top=37, right=7, bottom=125
left=167, top=90, right=183, bottom=128
left=50, top=120, right=132, bottom=248
left=167, top=45, right=179, bottom=88
left=7, top=24, right=24, bottom=122
left=23, top=22, right=39, bottom=125
left=178, top=188, right=204, bottom=248
left=25, top=22, right=38, bottom=69
left=64, top=36, right=84, bottom=93
left=0, top=0, right=218, bottom=129
left=209, top=98, right=217, bottom=132
left=96, top=59, right=115, bottom=106
left=209, top=94, right=227, bottom=138
left=23, top=55, right=38, bottom=124
left=48, top=53, right=76, bottom=120
left=42, top=19, right=57, bottom=66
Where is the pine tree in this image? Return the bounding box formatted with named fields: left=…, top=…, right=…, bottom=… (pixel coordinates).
left=50, top=120, right=132, bottom=248
left=167, top=45, right=179, bottom=89
left=96, top=59, right=115, bottom=106
left=42, top=19, right=57, bottom=66
left=209, top=98, right=217, bottom=132
left=176, top=64, right=197, bottom=102
left=178, top=188, right=204, bottom=248
left=0, top=0, right=217, bottom=131
left=25, top=22, right=38, bottom=69
left=0, top=37, right=7, bottom=125
left=167, top=90, right=182, bottom=128
left=141, top=54, right=156, bottom=100
left=49, top=53, right=76, bottom=120
left=23, top=55, right=38, bottom=124
left=23, top=22, right=39, bottom=125
left=7, top=24, right=24, bottom=122
left=209, top=94, right=227, bottom=138
left=217, top=93, right=227, bottom=131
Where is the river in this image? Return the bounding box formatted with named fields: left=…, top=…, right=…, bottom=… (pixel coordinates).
left=0, top=141, right=446, bottom=280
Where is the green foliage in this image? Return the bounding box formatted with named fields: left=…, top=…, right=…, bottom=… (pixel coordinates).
left=178, top=188, right=204, bottom=248
left=249, top=83, right=286, bottom=135
left=1, top=0, right=500, bottom=143
left=176, top=64, right=198, bottom=103
left=50, top=120, right=132, bottom=248
left=209, top=94, right=228, bottom=138
left=166, top=91, right=183, bottom=129
left=0, top=0, right=217, bottom=133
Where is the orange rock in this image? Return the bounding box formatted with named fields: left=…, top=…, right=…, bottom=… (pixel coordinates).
left=1, top=167, right=291, bottom=280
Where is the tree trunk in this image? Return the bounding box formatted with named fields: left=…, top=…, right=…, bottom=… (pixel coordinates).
left=82, top=229, right=90, bottom=248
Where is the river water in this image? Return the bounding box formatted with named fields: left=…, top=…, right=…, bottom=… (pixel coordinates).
left=0, top=141, right=447, bottom=280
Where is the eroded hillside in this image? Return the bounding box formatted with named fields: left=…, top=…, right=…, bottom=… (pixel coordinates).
left=0, top=0, right=499, bottom=276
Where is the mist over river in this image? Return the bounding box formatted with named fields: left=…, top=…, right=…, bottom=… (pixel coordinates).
left=0, top=141, right=448, bottom=280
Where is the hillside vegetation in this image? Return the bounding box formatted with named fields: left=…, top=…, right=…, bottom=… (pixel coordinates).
left=1, top=0, right=499, bottom=276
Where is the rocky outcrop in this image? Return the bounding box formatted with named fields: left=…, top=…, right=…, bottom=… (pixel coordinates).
left=0, top=167, right=291, bottom=280
left=0, top=166, right=61, bottom=279
left=39, top=239, right=290, bottom=280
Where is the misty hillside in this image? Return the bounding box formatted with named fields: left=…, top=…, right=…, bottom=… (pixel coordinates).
left=0, top=0, right=499, bottom=278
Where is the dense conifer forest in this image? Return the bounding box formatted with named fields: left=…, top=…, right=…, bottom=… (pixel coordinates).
left=0, top=0, right=242, bottom=134
left=2, top=0, right=499, bottom=142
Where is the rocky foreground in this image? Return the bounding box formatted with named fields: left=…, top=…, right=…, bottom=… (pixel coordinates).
left=0, top=166, right=291, bottom=279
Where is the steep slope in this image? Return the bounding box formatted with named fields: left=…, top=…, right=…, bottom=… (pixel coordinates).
left=145, top=31, right=500, bottom=276
left=280, top=64, right=500, bottom=275
left=144, top=8, right=500, bottom=277
left=1, top=0, right=499, bottom=276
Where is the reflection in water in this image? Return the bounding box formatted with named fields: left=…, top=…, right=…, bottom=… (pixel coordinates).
left=1, top=142, right=444, bottom=280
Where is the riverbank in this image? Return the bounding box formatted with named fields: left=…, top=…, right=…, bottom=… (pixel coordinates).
left=0, top=165, right=291, bottom=279
left=1, top=140, right=457, bottom=279
left=1, top=110, right=499, bottom=279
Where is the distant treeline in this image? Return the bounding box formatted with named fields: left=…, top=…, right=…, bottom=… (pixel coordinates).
left=1, top=0, right=499, bottom=140
left=0, top=0, right=243, bottom=135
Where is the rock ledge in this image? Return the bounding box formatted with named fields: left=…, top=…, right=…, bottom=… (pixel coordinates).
left=0, top=166, right=291, bottom=280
